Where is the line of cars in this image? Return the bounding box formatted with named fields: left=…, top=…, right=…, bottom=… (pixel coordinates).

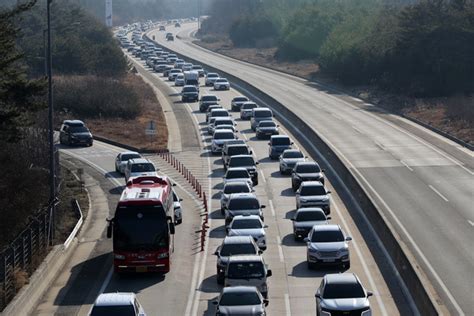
left=112, top=23, right=374, bottom=316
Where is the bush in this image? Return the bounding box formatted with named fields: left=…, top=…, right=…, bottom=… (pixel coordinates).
left=54, top=75, right=141, bottom=119
left=229, top=14, right=279, bottom=48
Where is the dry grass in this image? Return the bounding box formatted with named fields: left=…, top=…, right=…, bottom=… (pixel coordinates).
left=13, top=268, right=29, bottom=292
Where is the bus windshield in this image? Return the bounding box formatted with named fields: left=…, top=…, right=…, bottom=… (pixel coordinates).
left=114, top=205, right=168, bottom=251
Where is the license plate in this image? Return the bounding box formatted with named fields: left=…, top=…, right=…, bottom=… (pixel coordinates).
left=323, top=259, right=335, bottom=263
left=136, top=266, right=147, bottom=272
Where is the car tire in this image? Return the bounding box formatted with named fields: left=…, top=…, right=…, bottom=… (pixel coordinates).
left=176, top=218, right=182, bottom=225
left=216, top=274, right=224, bottom=285
left=294, top=234, right=301, bottom=242
left=220, top=207, right=225, bottom=215
left=307, top=261, right=316, bottom=270
left=343, top=261, right=350, bottom=270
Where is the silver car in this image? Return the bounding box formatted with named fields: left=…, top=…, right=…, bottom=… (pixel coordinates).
left=227, top=215, right=268, bottom=250
left=316, top=273, right=372, bottom=315
left=292, top=207, right=330, bottom=241
left=213, top=286, right=268, bottom=316
left=211, top=129, right=237, bottom=154
left=240, top=101, right=258, bottom=120
left=205, top=72, right=219, bottom=86
left=224, top=192, right=265, bottom=226
left=115, top=151, right=142, bottom=174
left=305, top=224, right=352, bottom=269
left=124, top=158, right=158, bottom=183
left=295, top=181, right=331, bottom=214
left=174, top=73, right=185, bottom=86
left=225, top=255, right=272, bottom=299
left=279, top=149, right=306, bottom=175
left=89, top=292, right=146, bottom=316
left=214, top=78, right=230, bottom=90
left=172, top=190, right=183, bottom=225
left=223, top=168, right=253, bottom=188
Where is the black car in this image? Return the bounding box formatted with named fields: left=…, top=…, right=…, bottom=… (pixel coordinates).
left=291, top=161, right=325, bottom=190
left=181, top=85, right=199, bottom=102
left=230, top=96, right=249, bottom=111
left=226, top=155, right=259, bottom=185
left=199, top=95, right=220, bottom=112
left=256, top=120, right=279, bottom=139
left=59, top=120, right=93, bottom=146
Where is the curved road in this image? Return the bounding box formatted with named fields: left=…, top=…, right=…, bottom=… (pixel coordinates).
left=149, top=23, right=474, bottom=315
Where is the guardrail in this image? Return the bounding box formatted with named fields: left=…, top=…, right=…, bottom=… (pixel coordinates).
left=143, top=31, right=448, bottom=315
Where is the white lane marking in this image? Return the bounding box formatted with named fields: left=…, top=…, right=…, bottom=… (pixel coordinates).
left=269, top=199, right=276, bottom=217
left=401, top=160, right=414, bottom=172
left=241, top=133, right=248, bottom=140
left=374, top=141, right=386, bottom=151
left=468, top=220, right=474, bottom=227
left=284, top=293, right=291, bottom=316
left=228, top=82, right=420, bottom=314
left=350, top=96, right=363, bottom=102
left=428, top=185, right=449, bottom=202
left=260, top=170, right=267, bottom=183
left=276, top=236, right=284, bottom=263
left=333, top=201, right=388, bottom=316
left=352, top=126, right=363, bottom=134
left=330, top=112, right=343, bottom=120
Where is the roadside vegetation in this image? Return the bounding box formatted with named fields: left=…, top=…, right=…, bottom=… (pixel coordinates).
left=200, top=0, right=473, bottom=143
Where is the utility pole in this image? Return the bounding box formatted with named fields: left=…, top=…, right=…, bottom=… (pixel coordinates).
left=197, top=0, right=201, bottom=31
left=46, top=0, right=56, bottom=245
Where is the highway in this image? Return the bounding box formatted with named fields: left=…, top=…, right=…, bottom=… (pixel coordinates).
left=147, top=23, right=474, bottom=315
left=34, top=37, right=413, bottom=315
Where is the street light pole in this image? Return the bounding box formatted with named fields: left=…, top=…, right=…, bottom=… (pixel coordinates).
left=46, top=0, right=56, bottom=244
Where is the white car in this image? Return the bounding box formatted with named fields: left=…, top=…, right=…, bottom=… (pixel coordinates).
left=124, top=158, right=158, bottom=182
left=89, top=292, right=146, bottom=316
left=223, top=168, right=253, bottom=188
left=168, top=69, right=182, bottom=81
left=173, top=190, right=183, bottom=224
left=279, top=149, right=306, bottom=174
left=175, top=73, right=185, bottom=86
left=205, top=72, right=219, bottom=86
left=220, top=181, right=253, bottom=213
left=211, top=129, right=237, bottom=154
left=182, top=63, right=193, bottom=71
left=226, top=215, right=267, bottom=250
left=214, top=78, right=230, bottom=90
left=115, top=151, right=142, bottom=174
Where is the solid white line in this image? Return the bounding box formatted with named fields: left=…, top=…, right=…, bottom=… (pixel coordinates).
left=468, top=220, right=474, bottom=227
left=350, top=96, right=363, bottom=102
left=260, top=170, right=266, bottom=183
left=428, top=185, right=449, bottom=202
left=269, top=199, right=276, bottom=217
left=284, top=293, right=292, bottom=316
left=401, top=160, right=414, bottom=172
left=241, top=133, right=248, bottom=140
left=276, top=236, right=284, bottom=263
left=352, top=126, right=363, bottom=134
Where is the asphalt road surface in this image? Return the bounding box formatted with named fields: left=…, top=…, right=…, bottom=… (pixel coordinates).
left=148, top=23, right=474, bottom=315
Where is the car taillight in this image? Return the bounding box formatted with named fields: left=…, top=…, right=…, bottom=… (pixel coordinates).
left=114, top=254, right=125, bottom=260
left=157, top=252, right=169, bottom=259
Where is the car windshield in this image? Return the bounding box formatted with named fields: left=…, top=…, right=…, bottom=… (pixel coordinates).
left=207, top=73, right=218, bottom=78
left=227, top=146, right=249, bottom=156
left=68, top=126, right=89, bottom=133
left=323, top=283, right=366, bottom=299
left=254, top=110, right=272, bottom=118
left=227, top=262, right=264, bottom=279
left=311, top=230, right=344, bottom=242
left=211, top=111, right=228, bottom=117
left=182, top=87, right=197, bottom=92
left=219, top=292, right=261, bottom=306
left=114, top=206, right=168, bottom=251
left=224, top=184, right=250, bottom=194
left=216, top=125, right=233, bottom=130
left=228, top=198, right=259, bottom=210
left=90, top=305, right=136, bottom=316
left=176, top=75, right=184, bottom=79
left=259, top=121, right=276, bottom=127
left=214, top=132, right=235, bottom=140
left=296, top=211, right=326, bottom=221
left=216, top=79, right=227, bottom=82
left=121, top=154, right=141, bottom=161
left=272, top=137, right=290, bottom=146
left=300, top=185, right=326, bottom=196
left=215, top=120, right=233, bottom=126
left=202, top=95, right=218, bottom=101
left=131, top=163, right=155, bottom=173
left=192, top=66, right=202, bottom=70
left=283, top=151, right=304, bottom=159
left=226, top=170, right=250, bottom=179
left=295, top=164, right=321, bottom=173
left=232, top=219, right=262, bottom=229
left=242, top=103, right=257, bottom=110
left=230, top=157, right=255, bottom=167
left=234, top=97, right=248, bottom=102
left=220, top=243, right=257, bottom=256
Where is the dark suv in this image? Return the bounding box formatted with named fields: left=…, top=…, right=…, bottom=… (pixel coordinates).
left=181, top=85, right=199, bottom=102
left=59, top=120, right=93, bottom=146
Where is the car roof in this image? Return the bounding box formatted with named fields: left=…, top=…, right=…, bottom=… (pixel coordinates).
left=233, top=214, right=261, bottom=220
left=253, top=107, right=270, bottom=111
left=283, top=149, right=302, bottom=154
left=295, top=161, right=319, bottom=166
left=222, top=235, right=254, bottom=244
left=222, top=286, right=259, bottom=294
left=258, top=120, right=274, bottom=124
left=242, top=101, right=257, bottom=105
left=63, top=120, right=85, bottom=126
left=214, top=129, right=234, bottom=134
left=210, top=108, right=228, bottom=113
left=296, top=207, right=325, bottom=213
left=128, top=158, right=151, bottom=164
left=120, top=151, right=140, bottom=156
left=228, top=192, right=256, bottom=199
left=224, top=181, right=250, bottom=187
left=300, top=181, right=324, bottom=187
left=312, top=224, right=341, bottom=232
left=215, top=117, right=233, bottom=122
left=324, top=273, right=359, bottom=285
left=228, top=255, right=264, bottom=263
left=271, top=135, right=289, bottom=139
left=233, top=96, right=248, bottom=99
left=94, top=292, right=135, bottom=306
left=230, top=154, right=253, bottom=159
left=183, top=85, right=197, bottom=88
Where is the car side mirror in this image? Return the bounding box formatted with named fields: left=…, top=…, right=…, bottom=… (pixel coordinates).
left=172, top=183, right=177, bottom=186
left=367, top=291, right=373, bottom=297
left=327, top=216, right=332, bottom=220
left=179, top=198, right=183, bottom=202
left=326, top=190, right=331, bottom=194
left=315, top=293, right=321, bottom=298
left=212, top=300, right=218, bottom=305
left=169, top=222, right=175, bottom=235
left=264, top=225, right=268, bottom=228
left=266, top=269, right=272, bottom=277
left=255, top=162, right=259, bottom=165
left=263, top=299, right=269, bottom=307
left=267, top=142, right=270, bottom=145
left=322, top=168, right=325, bottom=172
left=303, top=237, right=309, bottom=243
left=258, top=250, right=263, bottom=254
left=290, top=218, right=295, bottom=221
left=345, top=236, right=352, bottom=241
left=214, top=250, right=219, bottom=256
left=249, top=150, right=253, bottom=154
left=106, top=219, right=113, bottom=238
left=261, top=205, right=266, bottom=209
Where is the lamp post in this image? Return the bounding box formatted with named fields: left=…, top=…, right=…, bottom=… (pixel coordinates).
left=46, top=0, right=56, bottom=245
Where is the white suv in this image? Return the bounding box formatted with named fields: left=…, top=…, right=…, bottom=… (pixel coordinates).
left=124, top=158, right=158, bottom=182
left=89, top=292, right=146, bottom=316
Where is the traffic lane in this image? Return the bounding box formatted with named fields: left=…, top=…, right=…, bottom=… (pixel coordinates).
left=104, top=184, right=200, bottom=316
left=148, top=74, right=405, bottom=313
left=153, top=25, right=472, bottom=314
left=61, top=141, right=204, bottom=315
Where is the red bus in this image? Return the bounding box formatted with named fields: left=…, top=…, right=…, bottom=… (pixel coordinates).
left=107, top=176, right=175, bottom=273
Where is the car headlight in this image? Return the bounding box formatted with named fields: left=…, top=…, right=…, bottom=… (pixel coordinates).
left=299, top=198, right=307, bottom=202
left=114, top=254, right=125, bottom=260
